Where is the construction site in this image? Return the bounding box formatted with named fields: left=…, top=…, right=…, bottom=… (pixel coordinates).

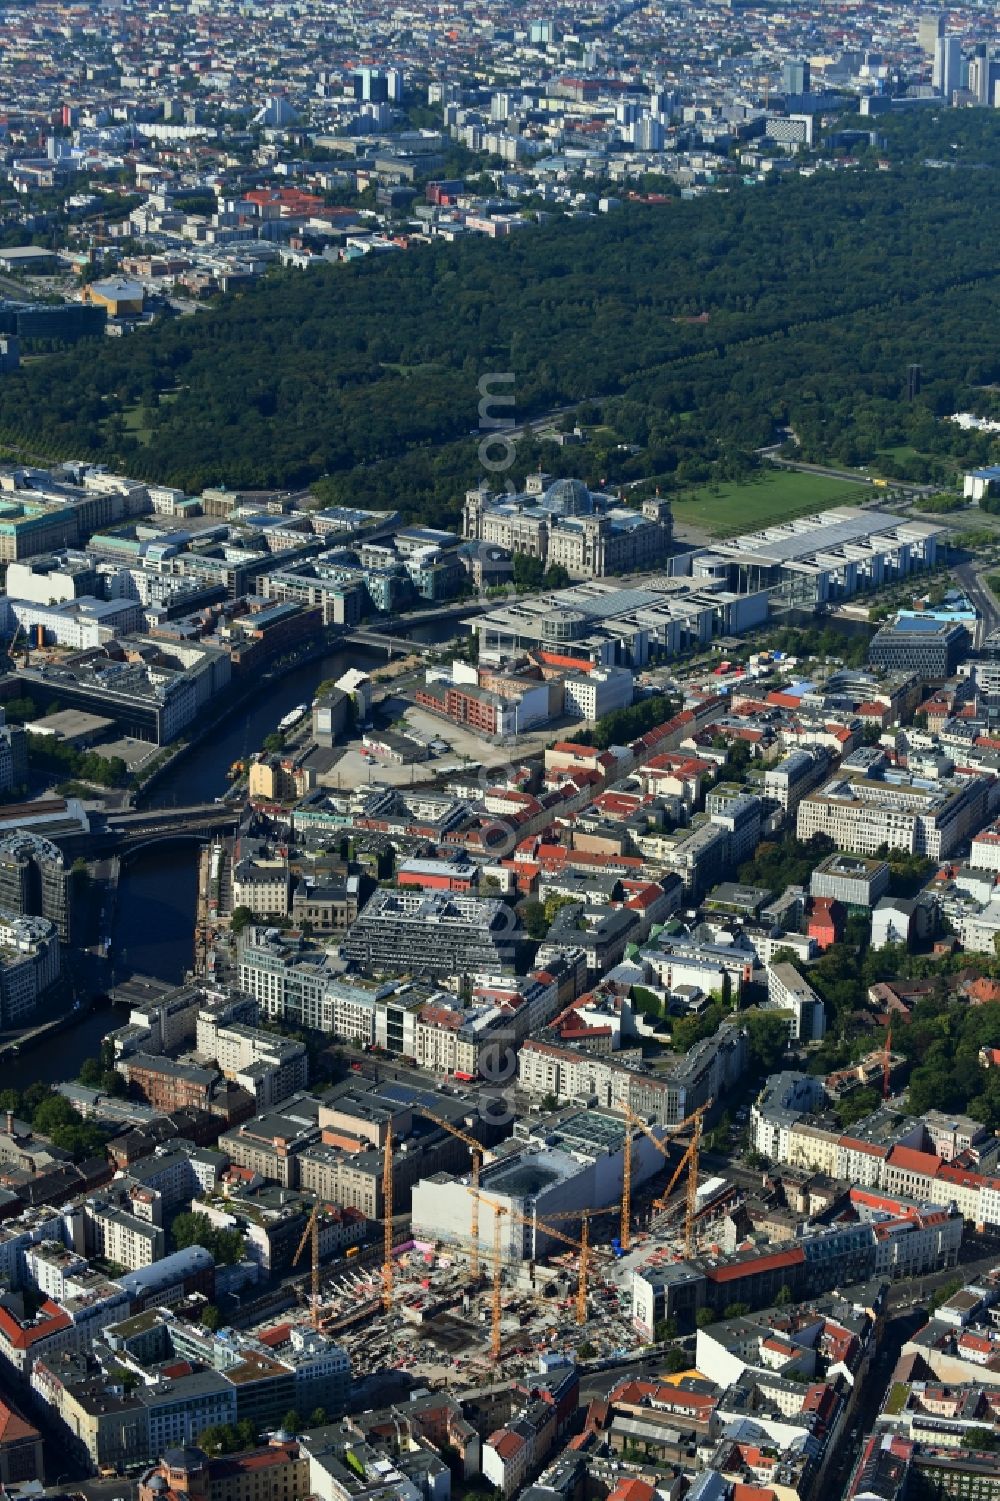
left=272, top=1098, right=729, bottom=1386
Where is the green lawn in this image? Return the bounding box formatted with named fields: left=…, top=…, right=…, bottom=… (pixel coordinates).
left=121, top=404, right=152, bottom=444
left=671, top=468, right=869, bottom=537
left=109, top=390, right=179, bottom=447
left=876, top=444, right=923, bottom=463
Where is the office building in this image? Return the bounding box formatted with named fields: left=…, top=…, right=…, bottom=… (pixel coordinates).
left=706, top=788, right=763, bottom=866
left=289, top=878, right=359, bottom=934
left=10, top=636, right=230, bottom=745
left=918, top=11, right=945, bottom=55
left=0, top=831, right=74, bottom=942
left=562, top=667, right=633, bottom=721
left=968, top=46, right=1000, bottom=107
left=0, top=713, right=27, bottom=797
left=934, top=35, right=962, bottom=98
left=797, top=767, right=989, bottom=860
left=218, top=1094, right=321, bottom=1189
left=0, top=911, right=60, bottom=1025
left=810, top=852, right=890, bottom=909
left=475, top=576, right=768, bottom=670
left=237, top=930, right=362, bottom=1033
left=231, top=855, right=291, bottom=919
left=119, top=1053, right=221, bottom=1115
left=869, top=615, right=969, bottom=676
left=763, top=746, right=831, bottom=814
left=633, top=1208, right=958, bottom=1330
left=412, top=1109, right=681, bottom=1263
left=965, top=467, right=1000, bottom=504
left=782, top=58, right=810, bottom=94
left=699, top=507, right=942, bottom=608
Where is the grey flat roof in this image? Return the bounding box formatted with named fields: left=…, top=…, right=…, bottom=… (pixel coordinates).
left=713, top=506, right=941, bottom=565
left=0, top=245, right=58, bottom=262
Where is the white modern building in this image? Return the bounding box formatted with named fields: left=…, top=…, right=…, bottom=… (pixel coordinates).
left=562, top=666, right=634, bottom=721
left=767, top=962, right=826, bottom=1042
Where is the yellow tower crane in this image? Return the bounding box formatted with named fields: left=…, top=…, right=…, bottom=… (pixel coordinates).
left=651, top=1101, right=712, bottom=1258
left=382, top=1121, right=394, bottom=1313
left=539, top=1207, right=597, bottom=1326
left=292, top=1200, right=322, bottom=1330
left=487, top=1199, right=507, bottom=1362
left=469, top=1189, right=607, bottom=1328
left=415, top=1107, right=487, bottom=1279
left=622, top=1100, right=713, bottom=1249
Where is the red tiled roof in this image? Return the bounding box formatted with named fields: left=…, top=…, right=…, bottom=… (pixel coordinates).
left=608, top=1482, right=656, bottom=1501
left=887, top=1145, right=943, bottom=1177
left=0, top=1300, right=71, bottom=1350
left=840, top=1137, right=888, bottom=1158
left=705, top=1247, right=804, bottom=1283
left=734, top=1486, right=777, bottom=1501
left=257, top=1323, right=292, bottom=1348
left=489, top=1429, right=526, bottom=1462
left=0, top=1400, right=39, bottom=1445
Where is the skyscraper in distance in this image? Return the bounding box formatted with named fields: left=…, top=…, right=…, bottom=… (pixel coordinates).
left=918, top=11, right=945, bottom=56
left=782, top=58, right=810, bottom=95
left=933, top=34, right=961, bottom=100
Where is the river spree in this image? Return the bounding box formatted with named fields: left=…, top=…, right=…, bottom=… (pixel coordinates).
left=3, top=624, right=461, bottom=1087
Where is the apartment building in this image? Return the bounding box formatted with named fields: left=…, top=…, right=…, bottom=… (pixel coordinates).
left=767, top=962, right=827, bottom=1042
left=750, top=1072, right=827, bottom=1162
left=342, top=889, right=521, bottom=977
left=411, top=1000, right=499, bottom=1076
left=83, top=1201, right=165, bottom=1269
left=237, top=929, right=349, bottom=1032
left=124, top=1147, right=225, bottom=1213
left=110, top=983, right=207, bottom=1060
left=763, top=747, right=831, bottom=815
left=231, top=856, right=292, bottom=919
left=197, top=1006, right=308, bottom=1109
left=515, top=1023, right=747, bottom=1123
left=0, top=1273, right=129, bottom=1379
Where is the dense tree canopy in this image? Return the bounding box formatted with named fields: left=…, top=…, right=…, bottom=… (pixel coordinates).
left=172, top=1211, right=246, bottom=1265
left=0, top=134, right=997, bottom=520
left=0, top=1083, right=106, bottom=1160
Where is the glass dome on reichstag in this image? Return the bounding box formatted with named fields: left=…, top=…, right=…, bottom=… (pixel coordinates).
left=542, top=476, right=593, bottom=516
